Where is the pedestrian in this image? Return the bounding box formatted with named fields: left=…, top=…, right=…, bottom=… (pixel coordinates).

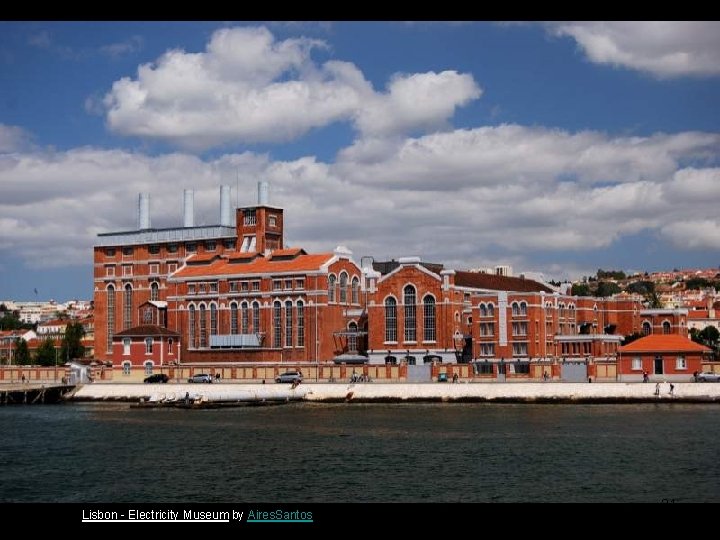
left=21, top=374, right=26, bottom=384
left=654, top=382, right=660, bottom=396
left=452, top=373, right=459, bottom=383
left=669, top=383, right=675, bottom=396
left=693, top=371, right=698, bottom=383
left=642, top=371, right=649, bottom=383
left=543, top=371, right=549, bottom=382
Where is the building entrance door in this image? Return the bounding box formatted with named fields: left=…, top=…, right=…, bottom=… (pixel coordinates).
left=654, top=356, right=663, bottom=375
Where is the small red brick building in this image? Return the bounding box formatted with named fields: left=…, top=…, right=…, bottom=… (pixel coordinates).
left=618, top=334, right=711, bottom=382
left=112, top=324, right=180, bottom=375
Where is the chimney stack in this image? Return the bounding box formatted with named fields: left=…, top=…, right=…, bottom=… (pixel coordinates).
left=258, top=181, right=269, bottom=205
left=137, top=193, right=151, bottom=230
left=219, top=185, right=232, bottom=226
left=183, top=189, right=194, bottom=227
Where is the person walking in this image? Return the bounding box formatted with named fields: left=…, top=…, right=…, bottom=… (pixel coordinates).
left=669, top=383, right=675, bottom=396
left=654, top=382, right=660, bottom=396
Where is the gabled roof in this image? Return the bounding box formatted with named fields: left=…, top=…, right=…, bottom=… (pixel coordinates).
left=619, top=334, right=711, bottom=353
left=454, top=271, right=553, bottom=293
left=186, top=252, right=224, bottom=264
left=171, top=252, right=335, bottom=279
left=113, top=325, right=180, bottom=338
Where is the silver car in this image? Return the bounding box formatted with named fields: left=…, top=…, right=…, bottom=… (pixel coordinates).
left=275, top=371, right=303, bottom=384
left=697, top=372, right=720, bottom=382
left=188, top=374, right=213, bottom=383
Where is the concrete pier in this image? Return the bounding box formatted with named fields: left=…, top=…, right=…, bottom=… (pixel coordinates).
left=71, top=381, right=720, bottom=404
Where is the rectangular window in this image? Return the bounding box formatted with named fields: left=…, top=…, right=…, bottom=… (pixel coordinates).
left=273, top=303, right=282, bottom=348
left=209, top=282, right=218, bottom=293
left=244, top=209, right=256, bottom=225
left=480, top=323, right=495, bottom=336
left=252, top=281, right=260, bottom=292
left=231, top=304, right=238, bottom=335
left=145, top=338, right=153, bottom=354
left=297, top=303, right=304, bottom=347
left=385, top=302, right=397, bottom=343
left=105, top=265, right=115, bottom=277
left=122, top=362, right=131, bottom=375
left=241, top=281, right=249, bottom=292
left=122, top=265, right=132, bottom=276
left=241, top=304, right=249, bottom=334
left=198, top=283, right=206, bottom=294
left=229, top=281, right=238, bottom=293
left=205, top=241, right=216, bottom=252
left=632, top=357, right=642, bottom=371
left=123, top=338, right=131, bottom=356
left=480, top=343, right=495, bottom=356
left=512, top=363, right=530, bottom=374
left=105, top=248, right=116, bottom=257
left=676, top=356, right=686, bottom=370
left=512, top=343, right=528, bottom=356
left=167, top=263, right=177, bottom=274
left=295, top=278, right=304, bottom=290
left=284, top=279, right=292, bottom=290
left=240, top=236, right=256, bottom=252
left=149, top=263, right=159, bottom=275
left=273, top=280, right=281, bottom=291
left=148, top=244, right=160, bottom=255
left=188, top=283, right=196, bottom=295
left=285, top=303, right=293, bottom=347
left=167, top=243, right=178, bottom=253
left=223, top=239, right=235, bottom=250
left=512, top=322, right=528, bottom=336
left=122, top=247, right=133, bottom=256
left=186, top=242, right=197, bottom=253
left=269, top=215, right=277, bottom=227
left=474, top=362, right=494, bottom=374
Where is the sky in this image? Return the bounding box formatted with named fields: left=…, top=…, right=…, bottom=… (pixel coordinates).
left=1, top=21, right=719, bottom=301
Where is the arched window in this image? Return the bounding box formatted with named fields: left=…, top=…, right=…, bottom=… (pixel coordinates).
left=150, top=281, right=159, bottom=302
left=122, top=361, right=131, bottom=376
left=479, top=303, right=487, bottom=317
left=199, top=304, right=207, bottom=347
left=511, top=302, right=519, bottom=316
left=545, top=302, right=553, bottom=316
left=642, top=321, right=652, bottom=336
left=520, top=301, right=527, bottom=316
left=241, top=302, right=249, bottom=334
left=252, top=301, right=260, bottom=333
left=351, top=276, right=360, bottom=304
left=210, top=303, right=218, bottom=336
left=123, top=284, right=133, bottom=329
left=348, top=321, right=358, bottom=352
left=230, top=302, right=238, bottom=335
left=106, top=285, right=115, bottom=353
left=144, top=361, right=153, bottom=375
left=297, top=300, right=304, bottom=347
left=487, top=303, right=495, bottom=316
left=273, top=301, right=282, bottom=348
left=662, top=321, right=671, bottom=334
left=188, top=305, right=196, bottom=348
left=328, top=274, right=336, bottom=303
left=285, top=300, right=293, bottom=347
left=385, top=297, right=397, bottom=342
left=339, top=272, right=348, bottom=304
left=144, top=337, right=153, bottom=354
left=404, top=285, right=416, bottom=342
left=424, top=296, right=436, bottom=342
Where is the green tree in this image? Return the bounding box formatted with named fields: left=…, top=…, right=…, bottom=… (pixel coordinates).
left=644, top=290, right=663, bottom=309
left=0, top=313, right=22, bottom=331
left=596, top=281, right=621, bottom=297
left=60, top=322, right=85, bottom=361
left=35, top=338, right=57, bottom=366
left=14, top=338, right=31, bottom=365
left=626, top=280, right=655, bottom=296
left=571, top=283, right=591, bottom=296
left=597, top=269, right=626, bottom=280
left=699, top=326, right=719, bottom=347
left=685, top=277, right=710, bottom=290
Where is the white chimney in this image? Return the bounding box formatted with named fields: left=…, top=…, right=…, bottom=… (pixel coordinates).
left=137, top=193, right=151, bottom=230
left=258, top=181, right=269, bottom=206
left=219, top=185, right=232, bottom=226
left=183, top=189, right=194, bottom=227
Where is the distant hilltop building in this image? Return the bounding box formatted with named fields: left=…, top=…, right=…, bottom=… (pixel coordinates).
left=92, top=183, right=688, bottom=376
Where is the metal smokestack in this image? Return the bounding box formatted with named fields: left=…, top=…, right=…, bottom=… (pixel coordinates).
left=219, top=185, right=232, bottom=226
left=258, top=181, right=269, bottom=205
left=183, top=189, right=194, bottom=227
left=137, top=193, right=151, bottom=230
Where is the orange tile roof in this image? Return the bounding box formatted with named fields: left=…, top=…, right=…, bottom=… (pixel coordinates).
left=687, top=310, right=710, bottom=319
left=186, top=252, right=225, bottom=263
left=619, top=334, right=711, bottom=353
left=271, top=248, right=306, bottom=258
left=173, top=252, right=335, bottom=278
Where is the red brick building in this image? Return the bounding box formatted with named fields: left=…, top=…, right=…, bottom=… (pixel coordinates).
left=113, top=324, right=181, bottom=375
left=617, top=334, right=711, bottom=382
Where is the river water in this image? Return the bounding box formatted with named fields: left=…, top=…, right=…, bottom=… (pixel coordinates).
left=1, top=402, right=718, bottom=502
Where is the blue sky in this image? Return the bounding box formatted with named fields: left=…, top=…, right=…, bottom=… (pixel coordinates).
left=1, top=21, right=719, bottom=301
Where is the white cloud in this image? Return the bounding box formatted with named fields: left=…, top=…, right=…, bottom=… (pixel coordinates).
left=100, top=35, right=143, bottom=58
left=0, top=125, right=717, bottom=271
left=103, top=26, right=481, bottom=149
left=0, top=124, right=33, bottom=153
left=547, top=21, right=720, bottom=77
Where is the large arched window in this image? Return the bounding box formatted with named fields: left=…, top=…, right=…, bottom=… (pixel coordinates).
left=123, top=284, right=133, bottom=329
left=351, top=277, right=360, bottom=304
left=106, top=285, right=115, bottom=353
left=404, top=285, right=416, bottom=342
left=642, top=321, right=652, bottom=336
left=519, top=301, right=527, bottom=316
left=385, top=297, right=397, bottom=342
left=150, top=281, right=159, bottom=301
left=339, top=272, right=348, bottom=304
left=199, top=304, right=207, bottom=347
left=241, top=302, right=249, bottom=334
left=662, top=321, right=671, bottom=334
left=210, top=303, right=218, bottom=336
left=511, top=302, right=519, bottom=317
left=479, top=303, right=487, bottom=317
left=424, top=296, right=436, bottom=342
left=328, top=274, right=336, bottom=303
left=230, top=302, right=238, bottom=334
left=252, top=301, right=260, bottom=333
left=188, top=305, right=196, bottom=348
left=285, top=300, right=293, bottom=347
left=273, top=301, right=282, bottom=348
left=297, top=300, right=305, bottom=347
left=487, top=303, right=495, bottom=316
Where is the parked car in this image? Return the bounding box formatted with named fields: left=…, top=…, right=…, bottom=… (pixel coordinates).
left=697, top=372, right=720, bottom=382
left=144, top=373, right=169, bottom=383
left=276, top=371, right=303, bottom=383
left=188, top=374, right=213, bottom=383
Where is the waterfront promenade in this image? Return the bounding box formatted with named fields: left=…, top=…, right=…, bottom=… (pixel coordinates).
left=72, top=381, right=720, bottom=404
